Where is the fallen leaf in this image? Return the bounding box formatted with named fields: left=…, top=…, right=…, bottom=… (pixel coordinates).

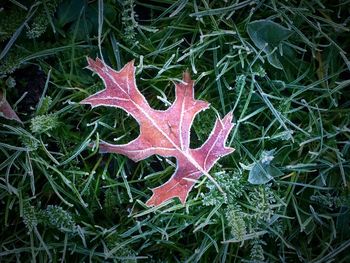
left=81, top=58, right=234, bottom=206
left=0, top=90, right=22, bottom=123
left=247, top=20, right=292, bottom=69
left=248, top=149, right=282, bottom=185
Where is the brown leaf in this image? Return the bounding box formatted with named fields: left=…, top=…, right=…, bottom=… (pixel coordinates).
left=0, top=90, right=22, bottom=123
left=81, top=58, right=234, bottom=206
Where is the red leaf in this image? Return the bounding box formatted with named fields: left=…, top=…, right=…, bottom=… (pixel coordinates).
left=81, top=58, right=234, bottom=206
left=0, top=90, right=22, bottom=123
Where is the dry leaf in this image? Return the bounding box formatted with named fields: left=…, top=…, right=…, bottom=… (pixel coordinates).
left=0, top=90, right=22, bottom=123
left=81, top=58, right=234, bottom=206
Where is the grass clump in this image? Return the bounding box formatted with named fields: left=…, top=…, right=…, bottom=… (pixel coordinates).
left=1, top=0, right=350, bottom=262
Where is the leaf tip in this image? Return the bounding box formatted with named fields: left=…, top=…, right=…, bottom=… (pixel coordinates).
left=182, top=70, right=192, bottom=85
left=79, top=96, right=93, bottom=106
left=124, top=60, right=136, bottom=75
left=223, top=111, right=234, bottom=124
left=128, top=59, right=135, bottom=67
left=85, top=56, right=105, bottom=72
left=145, top=185, right=188, bottom=207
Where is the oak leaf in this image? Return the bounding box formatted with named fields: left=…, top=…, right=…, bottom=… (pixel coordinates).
left=81, top=58, right=234, bottom=206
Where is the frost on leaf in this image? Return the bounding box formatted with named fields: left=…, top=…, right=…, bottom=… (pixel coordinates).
left=0, top=90, right=22, bottom=123
left=81, top=58, right=234, bottom=206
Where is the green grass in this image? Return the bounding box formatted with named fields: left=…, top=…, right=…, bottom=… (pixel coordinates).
left=1, top=0, right=350, bottom=262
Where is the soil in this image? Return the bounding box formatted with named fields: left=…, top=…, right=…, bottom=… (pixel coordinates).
left=11, top=65, right=46, bottom=120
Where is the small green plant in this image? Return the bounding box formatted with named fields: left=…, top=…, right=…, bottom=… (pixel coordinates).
left=121, top=0, right=138, bottom=45
left=30, top=113, right=58, bottom=134
left=23, top=201, right=38, bottom=232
